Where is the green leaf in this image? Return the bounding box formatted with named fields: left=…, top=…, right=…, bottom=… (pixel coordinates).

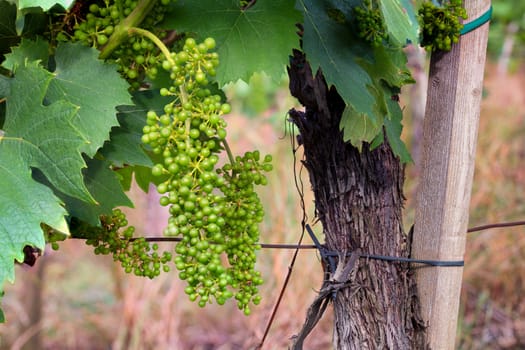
left=3, top=60, right=93, bottom=202
left=130, top=154, right=170, bottom=193
left=103, top=90, right=172, bottom=191
left=379, top=0, right=419, bottom=46
left=2, top=37, right=49, bottom=70
left=116, top=163, right=165, bottom=193
left=358, top=47, right=413, bottom=162
left=46, top=42, right=132, bottom=157
left=0, top=76, right=7, bottom=128
left=60, top=158, right=133, bottom=226
left=116, top=166, right=133, bottom=191
left=163, top=0, right=301, bottom=84
left=383, top=110, right=411, bottom=163
left=4, top=41, right=131, bottom=158
left=340, top=105, right=382, bottom=151
left=18, top=0, right=73, bottom=10
left=132, top=165, right=155, bottom=192
left=100, top=90, right=167, bottom=168
left=299, top=0, right=413, bottom=161
left=369, top=84, right=412, bottom=161
left=100, top=112, right=152, bottom=168
left=0, top=1, right=18, bottom=57
left=0, top=75, right=9, bottom=98
left=0, top=139, right=69, bottom=290
left=299, top=0, right=378, bottom=122
left=364, top=45, right=415, bottom=88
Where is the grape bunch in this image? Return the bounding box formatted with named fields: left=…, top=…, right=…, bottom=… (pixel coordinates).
left=142, top=37, right=272, bottom=315
left=353, top=0, right=388, bottom=47
left=72, top=209, right=172, bottom=278
left=418, top=0, right=467, bottom=51
left=62, top=0, right=172, bottom=87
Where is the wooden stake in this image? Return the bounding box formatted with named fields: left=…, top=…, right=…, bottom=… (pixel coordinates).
left=412, top=1, right=491, bottom=349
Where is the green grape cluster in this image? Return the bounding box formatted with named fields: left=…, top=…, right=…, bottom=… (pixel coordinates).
left=79, top=209, right=172, bottom=278
left=353, top=0, right=388, bottom=47
left=142, top=37, right=272, bottom=315
left=418, top=0, right=467, bottom=51
left=63, top=0, right=172, bottom=87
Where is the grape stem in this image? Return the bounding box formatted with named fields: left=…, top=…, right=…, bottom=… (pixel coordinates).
left=179, top=85, right=189, bottom=105
left=127, top=27, right=176, bottom=66
left=222, top=139, right=236, bottom=167
left=178, top=84, right=193, bottom=149
left=98, top=0, right=159, bottom=59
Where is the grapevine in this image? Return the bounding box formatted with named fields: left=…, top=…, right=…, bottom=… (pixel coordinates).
left=142, top=37, right=272, bottom=315
left=418, top=0, right=467, bottom=51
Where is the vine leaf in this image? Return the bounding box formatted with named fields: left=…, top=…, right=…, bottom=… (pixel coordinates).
left=379, top=0, right=419, bottom=46
left=370, top=93, right=412, bottom=163
left=0, top=1, right=17, bottom=57
left=17, top=0, right=74, bottom=11
left=162, top=0, right=301, bottom=84
left=383, top=109, right=411, bottom=163
left=299, top=0, right=413, bottom=162
left=47, top=42, right=132, bottom=157
left=100, top=90, right=164, bottom=168
left=105, top=90, right=172, bottom=191
left=0, top=59, right=92, bottom=290
left=99, top=110, right=152, bottom=168
left=4, top=41, right=131, bottom=158
left=0, top=141, right=70, bottom=286
left=341, top=105, right=382, bottom=150
left=299, top=0, right=378, bottom=125
left=0, top=75, right=8, bottom=99
left=3, top=60, right=92, bottom=201
left=2, top=37, right=49, bottom=70
left=59, top=158, right=133, bottom=226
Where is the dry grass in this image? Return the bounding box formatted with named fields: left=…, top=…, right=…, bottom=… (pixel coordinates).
left=1, top=63, right=525, bottom=349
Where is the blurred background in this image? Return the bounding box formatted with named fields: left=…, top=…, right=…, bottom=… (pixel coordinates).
left=1, top=2, right=525, bottom=348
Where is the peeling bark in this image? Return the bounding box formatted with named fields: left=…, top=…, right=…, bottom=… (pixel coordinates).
left=288, top=49, right=427, bottom=349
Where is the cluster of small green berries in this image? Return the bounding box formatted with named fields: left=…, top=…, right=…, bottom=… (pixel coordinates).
left=353, top=0, right=388, bottom=47
left=63, top=0, right=172, bottom=87
left=418, top=0, right=467, bottom=51
left=68, top=1, right=137, bottom=47
left=142, top=37, right=272, bottom=315
left=113, top=35, right=164, bottom=86
left=82, top=209, right=172, bottom=278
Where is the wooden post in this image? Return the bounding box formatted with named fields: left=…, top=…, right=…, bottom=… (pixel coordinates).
left=411, top=0, right=491, bottom=349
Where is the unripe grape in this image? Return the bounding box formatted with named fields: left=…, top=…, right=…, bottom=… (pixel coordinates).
left=162, top=59, right=172, bottom=71
left=204, top=37, right=216, bottom=50
left=89, top=3, right=99, bottom=13
left=195, top=71, right=206, bottom=84
left=185, top=38, right=196, bottom=49
left=220, top=103, right=231, bottom=114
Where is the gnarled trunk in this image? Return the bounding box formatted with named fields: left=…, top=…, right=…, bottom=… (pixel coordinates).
left=288, top=50, right=427, bottom=349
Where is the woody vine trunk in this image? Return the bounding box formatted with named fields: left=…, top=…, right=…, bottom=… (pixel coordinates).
left=288, top=50, right=427, bottom=349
